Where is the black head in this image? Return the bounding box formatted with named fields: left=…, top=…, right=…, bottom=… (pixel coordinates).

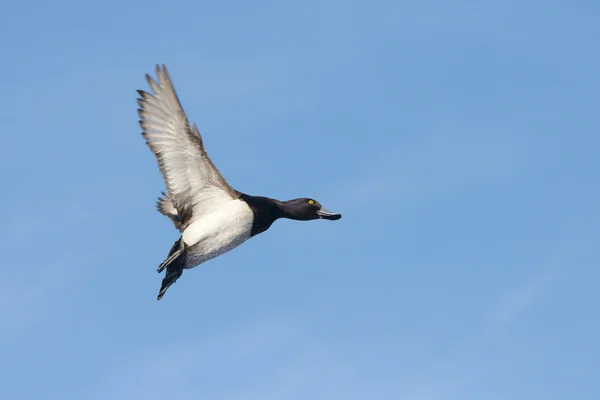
left=280, top=198, right=342, bottom=221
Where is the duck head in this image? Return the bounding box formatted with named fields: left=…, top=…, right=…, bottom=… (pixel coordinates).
left=280, top=198, right=342, bottom=221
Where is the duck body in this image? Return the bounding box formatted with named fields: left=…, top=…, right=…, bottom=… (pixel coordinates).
left=155, top=198, right=252, bottom=300
left=181, top=198, right=254, bottom=267
left=137, top=65, right=341, bottom=300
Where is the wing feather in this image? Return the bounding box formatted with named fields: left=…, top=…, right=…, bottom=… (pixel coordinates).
left=137, top=64, right=239, bottom=231
left=156, top=191, right=181, bottom=230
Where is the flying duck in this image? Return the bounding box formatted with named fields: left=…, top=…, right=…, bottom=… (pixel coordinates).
left=137, top=65, right=342, bottom=300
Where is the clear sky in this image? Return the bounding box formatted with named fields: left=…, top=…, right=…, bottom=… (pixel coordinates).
left=1, top=1, right=599, bottom=399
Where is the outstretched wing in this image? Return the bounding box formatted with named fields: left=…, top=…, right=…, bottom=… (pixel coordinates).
left=137, top=64, right=239, bottom=230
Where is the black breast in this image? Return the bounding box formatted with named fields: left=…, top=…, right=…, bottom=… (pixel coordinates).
left=239, top=194, right=282, bottom=236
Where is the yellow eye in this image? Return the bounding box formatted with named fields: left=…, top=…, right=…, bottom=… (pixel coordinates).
left=308, top=199, right=314, bottom=205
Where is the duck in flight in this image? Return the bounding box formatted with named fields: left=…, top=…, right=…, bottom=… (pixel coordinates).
left=137, top=65, right=342, bottom=300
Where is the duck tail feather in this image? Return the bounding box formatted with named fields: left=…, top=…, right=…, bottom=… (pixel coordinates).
left=157, top=237, right=185, bottom=273
left=157, top=266, right=183, bottom=301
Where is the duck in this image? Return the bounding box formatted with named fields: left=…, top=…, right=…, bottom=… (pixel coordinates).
left=137, top=65, right=342, bottom=300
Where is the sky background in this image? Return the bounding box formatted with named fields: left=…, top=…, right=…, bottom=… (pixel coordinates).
left=1, top=0, right=599, bottom=399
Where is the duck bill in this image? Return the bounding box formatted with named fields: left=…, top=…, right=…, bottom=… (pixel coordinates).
left=317, top=207, right=342, bottom=220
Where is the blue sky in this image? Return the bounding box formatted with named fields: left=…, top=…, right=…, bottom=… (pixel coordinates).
left=1, top=0, right=599, bottom=399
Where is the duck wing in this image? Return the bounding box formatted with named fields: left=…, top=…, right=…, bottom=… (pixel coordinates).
left=156, top=191, right=181, bottom=230
left=138, top=64, right=239, bottom=231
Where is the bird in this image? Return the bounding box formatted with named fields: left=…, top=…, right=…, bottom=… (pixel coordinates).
left=137, top=64, right=342, bottom=300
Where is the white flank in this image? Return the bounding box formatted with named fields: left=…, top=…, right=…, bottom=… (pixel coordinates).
left=181, top=199, right=254, bottom=269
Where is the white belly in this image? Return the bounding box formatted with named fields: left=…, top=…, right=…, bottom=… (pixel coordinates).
left=181, top=199, right=254, bottom=269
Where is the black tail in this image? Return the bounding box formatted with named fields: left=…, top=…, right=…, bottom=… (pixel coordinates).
left=157, top=264, right=183, bottom=300
left=157, top=237, right=184, bottom=273
left=156, top=238, right=186, bottom=301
